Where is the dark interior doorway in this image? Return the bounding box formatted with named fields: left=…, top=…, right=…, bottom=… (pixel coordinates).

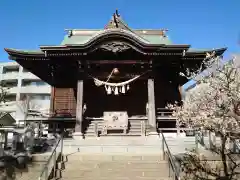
left=84, top=79, right=148, bottom=117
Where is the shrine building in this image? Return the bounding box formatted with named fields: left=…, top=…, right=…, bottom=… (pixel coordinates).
left=4, top=11, right=226, bottom=138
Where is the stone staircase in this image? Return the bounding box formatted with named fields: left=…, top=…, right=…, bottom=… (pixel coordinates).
left=8, top=154, right=50, bottom=180
left=56, top=154, right=172, bottom=180
left=52, top=136, right=179, bottom=180
left=165, top=136, right=196, bottom=155
left=12, top=136, right=198, bottom=180
left=84, top=119, right=150, bottom=136
left=15, top=161, right=46, bottom=180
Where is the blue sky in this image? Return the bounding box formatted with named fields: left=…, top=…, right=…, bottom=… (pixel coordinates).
left=0, top=0, right=239, bottom=88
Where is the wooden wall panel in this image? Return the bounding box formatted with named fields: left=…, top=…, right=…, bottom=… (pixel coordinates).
left=51, top=88, right=76, bottom=117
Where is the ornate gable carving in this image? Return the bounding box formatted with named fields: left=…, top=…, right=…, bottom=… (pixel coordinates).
left=100, top=42, right=130, bottom=53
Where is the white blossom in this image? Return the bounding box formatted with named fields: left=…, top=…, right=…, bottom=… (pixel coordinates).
left=170, top=55, right=240, bottom=179
left=170, top=56, right=240, bottom=136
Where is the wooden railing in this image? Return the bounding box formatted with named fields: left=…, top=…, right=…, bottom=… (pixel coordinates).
left=38, top=135, right=63, bottom=180
left=156, top=108, right=176, bottom=122
left=157, top=108, right=173, bottom=116
left=158, top=128, right=194, bottom=135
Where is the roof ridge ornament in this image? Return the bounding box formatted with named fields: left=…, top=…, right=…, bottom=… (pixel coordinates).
left=68, top=30, right=73, bottom=37
left=105, top=9, right=127, bottom=30
left=113, top=12, right=119, bottom=28
left=115, top=9, right=120, bottom=17
left=159, top=29, right=168, bottom=37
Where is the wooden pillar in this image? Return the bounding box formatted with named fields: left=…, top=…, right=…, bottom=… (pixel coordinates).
left=73, top=80, right=84, bottom=139
left=147, top=79, right=157, bottom=133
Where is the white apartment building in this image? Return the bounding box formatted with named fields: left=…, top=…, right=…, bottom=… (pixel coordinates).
left=0, top=61, right=51, bottom=122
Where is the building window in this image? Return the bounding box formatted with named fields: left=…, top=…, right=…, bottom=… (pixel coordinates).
left=22, top=68, right=29, bottom=72
left=22, top=80, right=47, bottom=86
left=2, top=66, right=19, bottom=74
left=5, top=95, right=17, bottom=102
left=35, top=81, right=47, bottom=86
left=31, top=95, right=50, bottom=100
left=1, top=80, right=18, bottom=88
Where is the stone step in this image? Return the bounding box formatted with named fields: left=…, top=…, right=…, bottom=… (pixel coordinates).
left=57, top=154, right=170, bottom=180
left=85, top=120, right=150, bottom=137
left=61, top=136, right=196, bottom=155
left=85, top=134, right=143, bottom=137
left=63, top=162, right=168, bottom=171
left=60, top=172, right=170, bottom=179
left=85, top=130, right=144, bottom=136
left=86, top=127, right=145, bottom=132
left=58, top=165, right=170, bottom=179
left=86, top=126, right=144, bottom=130
left=85, top=129, right=143, bottom=133
left=87, top=121, right=149, bottom=127
left=63, top=137, right=161, bottom=145
left=164, top=137, right=197, bottom=154
left=98, top=133, right=143, bottom=136
left=85, top=131, right=143, bottom=135
left=58, top=177, right=172, bottom=180
left=61, top=146, right=162, bottom=154
left=31, top=153, right=52, bottom=162
left=87, top=120, right=148, bottom=123
left=88, top=123, right=145, bottom=126
left=62, top=154, right=164, bottom=162
left=15, top=162, right=46, bottom=180
left=15, top=153, right=61, bottom=180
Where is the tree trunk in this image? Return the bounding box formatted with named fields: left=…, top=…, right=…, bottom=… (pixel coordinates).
left=220, top=135, right=229, bottom=178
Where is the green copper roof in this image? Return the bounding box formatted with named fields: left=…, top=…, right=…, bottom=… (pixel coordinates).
left=141, top=35, right=172, bottom=45
left=187, top=48, right=215, bottom=52
left=4, top=48, right=44, bottom=54
left=61, top=35, right=94, bottom=45
left=61, top=11, right=172, bottom=46
left=61, top=31, right=172, bottom=45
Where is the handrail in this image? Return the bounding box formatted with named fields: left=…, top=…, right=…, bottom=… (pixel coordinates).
left=38, top=135, right=63, bottom=180
left=161, top=131, right=180, bottom=180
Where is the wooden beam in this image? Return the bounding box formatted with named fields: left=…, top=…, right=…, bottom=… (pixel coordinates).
left=86, top=60, right=149, bottom=64
left=147, top=79, right=156, bottom=129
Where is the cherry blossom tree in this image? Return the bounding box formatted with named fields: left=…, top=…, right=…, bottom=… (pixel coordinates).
left=168, top=54, right=240, bottom=179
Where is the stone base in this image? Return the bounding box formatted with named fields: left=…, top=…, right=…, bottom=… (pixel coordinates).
left=72, top=132, right=84, bottom=140
left=148, top=131, right=159, bottom=137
